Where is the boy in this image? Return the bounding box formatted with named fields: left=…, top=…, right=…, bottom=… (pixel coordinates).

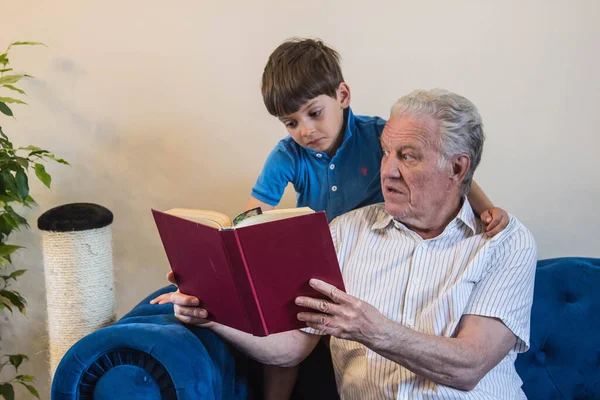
left=153, top=38, right=508, bottom=399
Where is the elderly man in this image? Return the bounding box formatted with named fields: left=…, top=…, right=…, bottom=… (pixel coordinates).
left=172, top=89, right=537, bottom=399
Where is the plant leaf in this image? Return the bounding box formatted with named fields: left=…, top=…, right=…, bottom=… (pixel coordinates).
left=4, top=205, right=28, bottom=226
left=0, top=299, right=13, bottom=313
left=19, top=145, right=41, bottom=152
left=15, top=168, right=29, bottom=200
left=34, top=163, right=51, bottom=188
left=45, top=153, right=70, bottom=165
left=0, top=97, right=26, bottom=106
left=8, top=354, right=27, bottom=371
left=15, top=375, right=35, bottom=383
left=0, top=244, right=23, bottom=257
left=0, top=126, right=7, bottom=140
left=0, top=68, right=13, bottom=73
left=9, top=269, right=26, bottom=280
left=0, top=102, right=13, bottom=117
left=18, top=382, right=40, bottom=399
left=0, top=53, right=8, bottom=65
left=9, top=41, right=46, bottom=48
left=0, top=75, right=25, bottom=86
left=1, top=290, right=26, bottom=314
left=0, top=170, right=18, bottom=197
left=16, top=158, right=28, bottom=168
left=2, top=85, right=25, bottom=95
left=0, top=383, right=15, bottom=400
left=1, top=213, right=20, bottom=229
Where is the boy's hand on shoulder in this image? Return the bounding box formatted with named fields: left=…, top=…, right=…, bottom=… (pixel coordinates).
left=480, top=207, right=509, bottom=237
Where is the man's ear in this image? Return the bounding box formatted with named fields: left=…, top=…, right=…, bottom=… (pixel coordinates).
left=337, top=82, right=351, bottom=108
left=450, top=154, right=470, bottom=185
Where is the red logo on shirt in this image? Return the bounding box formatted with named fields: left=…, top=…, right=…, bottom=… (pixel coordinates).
left=361, top=167, right=368, bottom=176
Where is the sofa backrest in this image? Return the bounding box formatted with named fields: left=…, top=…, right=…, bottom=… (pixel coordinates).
left=515, top=257, right=600, bottom=399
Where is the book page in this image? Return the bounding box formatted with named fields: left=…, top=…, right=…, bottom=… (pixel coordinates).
left=165, top=208, right=233, bottom=229
left=234, top=207, right=314, bottom=228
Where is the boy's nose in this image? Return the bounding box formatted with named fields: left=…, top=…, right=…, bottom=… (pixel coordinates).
left=300, top=122, right=315, bottom=137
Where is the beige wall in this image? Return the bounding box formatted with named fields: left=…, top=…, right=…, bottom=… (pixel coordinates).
left=2, top=0, right=599, bottom=398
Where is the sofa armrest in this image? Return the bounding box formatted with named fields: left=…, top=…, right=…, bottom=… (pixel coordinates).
left=51, top=285, right=248, bottom=400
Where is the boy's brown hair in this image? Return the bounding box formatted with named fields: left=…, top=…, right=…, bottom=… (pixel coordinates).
left=261, top=38, right=344, bottom=117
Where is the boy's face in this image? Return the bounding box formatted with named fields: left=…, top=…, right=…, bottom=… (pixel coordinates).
left=278, top=83, right=351, bottom=156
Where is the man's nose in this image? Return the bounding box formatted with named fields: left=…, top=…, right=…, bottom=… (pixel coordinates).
left=381, top=155, right=401, bottom=178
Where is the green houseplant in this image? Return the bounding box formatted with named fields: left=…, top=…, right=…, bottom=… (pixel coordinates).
left=0, top=41, right=68, bottom=400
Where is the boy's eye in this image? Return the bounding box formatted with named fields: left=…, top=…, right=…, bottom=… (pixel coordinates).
left=285, top=121, right=297, bottom=129
left=309, top=109, right=322, bottom=118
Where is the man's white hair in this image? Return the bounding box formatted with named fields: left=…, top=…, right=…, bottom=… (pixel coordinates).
left=391, top=89, right=485, bottom=196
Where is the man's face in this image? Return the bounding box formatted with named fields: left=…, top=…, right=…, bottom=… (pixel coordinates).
left=380, top=115, right=452, bottom=223
left=278, top=84, right=350, bottom=156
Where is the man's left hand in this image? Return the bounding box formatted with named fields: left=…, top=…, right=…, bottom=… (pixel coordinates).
left=296, top=279, right=390, bottom=346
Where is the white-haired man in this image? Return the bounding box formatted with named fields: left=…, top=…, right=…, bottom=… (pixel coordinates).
left=172, top=89, right=537, bottom=399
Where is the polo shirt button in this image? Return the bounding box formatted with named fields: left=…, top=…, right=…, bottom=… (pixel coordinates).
left=330, top=164, right=335, bottom=170
left=331, top=186, right=338, bottom=192
left=316, top=153, right=323, bottom=158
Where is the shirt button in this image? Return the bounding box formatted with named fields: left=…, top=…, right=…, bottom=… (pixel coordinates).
left=316, top=153, right=323, bottom=158
left=330, top=164, right=335, bottom=170
left=331, top=186, right=338, bottom=192
left=406, top=319, right=414, bottom=328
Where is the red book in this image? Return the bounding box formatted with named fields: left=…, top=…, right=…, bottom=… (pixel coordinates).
left=152, top=207, right=345, bottom=336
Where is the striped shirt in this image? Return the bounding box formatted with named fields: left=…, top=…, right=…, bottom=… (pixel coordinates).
left=314, top=200, right=537, bottom=400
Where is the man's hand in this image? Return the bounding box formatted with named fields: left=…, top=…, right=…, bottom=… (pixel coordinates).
left=480, top=207, right=509, bottom=237
left=149, top=271, right=177, bottom=304
left=296, top=279, right=390, bottom=346
left=171, top=290, right=216, bottom=328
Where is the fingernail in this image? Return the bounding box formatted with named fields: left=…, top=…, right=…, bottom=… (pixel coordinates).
left=296, top=298, right=304, bottom=305
left=191, top=298, right=199, bottom=306
left=309, top=279, right=318, bottom=286
left=181, top=316, right=191, bottom=322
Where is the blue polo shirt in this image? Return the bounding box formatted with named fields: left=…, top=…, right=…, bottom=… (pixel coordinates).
left=251, top=108, right=386, bottom=221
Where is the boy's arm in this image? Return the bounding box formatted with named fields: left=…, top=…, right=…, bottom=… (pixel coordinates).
left=245, top=196, right=275, bottom=212
left=467, top=181, right=509, bottom=237
left=467, top=181, right=494, bottom=214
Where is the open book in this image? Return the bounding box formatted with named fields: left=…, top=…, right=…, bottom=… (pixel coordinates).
left=152, top=206, right=345, bottom=336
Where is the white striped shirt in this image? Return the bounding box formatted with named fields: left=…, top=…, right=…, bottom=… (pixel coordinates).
left=315, top=200, right=537, bottom=400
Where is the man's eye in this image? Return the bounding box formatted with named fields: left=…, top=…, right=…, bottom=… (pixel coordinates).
left=382, top=150, right=390, bottom=157
left=402, top=153, right=415, bottom=161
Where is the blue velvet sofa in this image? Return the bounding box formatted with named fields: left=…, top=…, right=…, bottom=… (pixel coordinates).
left=51, top=257, right=600, bottom=399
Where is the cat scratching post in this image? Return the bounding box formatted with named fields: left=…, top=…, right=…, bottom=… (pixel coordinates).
left=37, top=203, right=115, bottom=383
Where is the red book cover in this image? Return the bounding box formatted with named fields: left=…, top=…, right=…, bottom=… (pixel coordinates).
left=152, top=209, right=345, bottom=336
left=152, top=210, right=253, bottom=333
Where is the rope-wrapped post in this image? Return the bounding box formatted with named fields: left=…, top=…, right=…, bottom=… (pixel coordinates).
left=37, top=203, right=115, bottom=383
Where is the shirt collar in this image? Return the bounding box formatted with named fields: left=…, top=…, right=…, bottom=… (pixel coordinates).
left=371, top=198, right=478, bottom=235
left=305, top=107, right=355, bottom=160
